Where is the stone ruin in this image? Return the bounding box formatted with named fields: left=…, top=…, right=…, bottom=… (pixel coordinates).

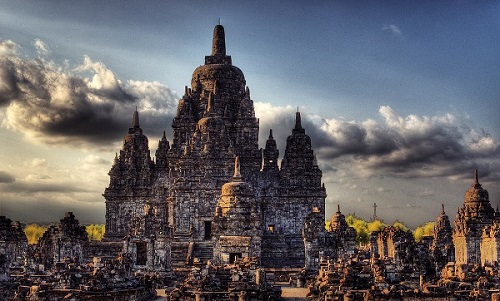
left=0, top=216, right=27, bottom=279
left=103, top=24, right=326, bottom=272
left=122, top=204, right=172, bottom=275
left=446, top=170, right=500, bottom=281
left=430, top=204, right=454, bottom=276
left=37, top=212, right=88, bottom=270
left=169, top=257, right=281, bottom=301
left=1, top=212, right=161, bottom=300
left=372, top=226, right=436, bottom=281
left=2, top=23, right=500, bottom=300
left=306, top=170, right=500, bottom=301
left=303, top=205, right=357, bottom=272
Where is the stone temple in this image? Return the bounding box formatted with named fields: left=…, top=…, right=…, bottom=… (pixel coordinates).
left=103, top=24, right=327, bottom=269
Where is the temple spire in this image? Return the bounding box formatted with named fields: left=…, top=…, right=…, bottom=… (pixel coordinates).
left=337, top=204, right=341, bottom=213
left=474, top=169, right=479, bottom=184
left=269, top=129, right=273, bottom=139
left=212, top=24, right=226, bottom=56
left=295, top=111, right=302, bottom=129
left=132, top=108, right=140, bottom=128
left=441, top=204, right=445, bottom=214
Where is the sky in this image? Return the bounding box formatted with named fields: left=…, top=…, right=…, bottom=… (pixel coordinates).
left=0, top=1, right=499, bottom=228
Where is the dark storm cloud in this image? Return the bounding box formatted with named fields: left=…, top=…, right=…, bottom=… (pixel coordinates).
left=1, top=181, right=92, bottom=194
left=2, top=196, right=104, bottom=224
left=0, top=39, right=178, bottom=147
left=0, top=59, right=20, bottom=106
left=0, top=171, right=15, bottom=183
left=319, top=106, right=500, bottom=180
left=256, top=103, right=500, bottom=182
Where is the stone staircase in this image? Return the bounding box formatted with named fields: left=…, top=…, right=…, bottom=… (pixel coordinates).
left=192, top=241, right=214, bottom=264
left=261, top=234, right=305, bottom=268
left=170, top=241, right=214, bottom=269
left=170, top=241, right=190, bottom=269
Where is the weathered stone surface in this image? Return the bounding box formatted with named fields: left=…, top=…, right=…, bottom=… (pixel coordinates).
left=37, top=212, right=88, bottom=269
left=326, top=205, right=357, bottom=259
left=169, top=257, right=281, bottom=301
left=301, top=205, right=357, bottom=271
left=431, top=204, right=454, bottom=274
left=213, top=157, right=262, bottom=265
left=103, top=24, right=326, bottom=269
left=0, top=216, right=27, bottom=278
left=103, top=111, right=156, bottom=240
left=453, top=170, right=496, bottom=266
left=122, top=205, right=172, bottom=274
left=370, top=226, right=434, bottom=281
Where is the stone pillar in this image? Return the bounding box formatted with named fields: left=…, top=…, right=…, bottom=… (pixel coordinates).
left=238, top=291, right=247, bottom=301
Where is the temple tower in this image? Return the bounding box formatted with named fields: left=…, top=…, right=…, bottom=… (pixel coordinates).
left=324, top=205, right=357, bottom=260
left=260, top=111, right=326, bottom=267
left=431, top=204, right=454, bottom=273
left=453, top=170, right=495, bottom=265
left=167, top=24, right=261, bottom=241
left=103, top=110, right=155, bottom=241
left=103, top=24, right=327, bottom=269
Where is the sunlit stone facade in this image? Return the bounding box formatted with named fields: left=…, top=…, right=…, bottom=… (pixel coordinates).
left=453, top=170, right=496, bottom=266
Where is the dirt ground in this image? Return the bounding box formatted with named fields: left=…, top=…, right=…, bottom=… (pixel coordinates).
left=278, top=282, right=309, bottom=300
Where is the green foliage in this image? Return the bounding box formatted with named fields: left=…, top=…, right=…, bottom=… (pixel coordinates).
left=344, top=214, right=387, bottom=245
left=414, top=221, right=435, bottom=242
left=86, top=224, right=105, bottom=241
left=325, top=221, right=331, bottom=230
left=392, top=220, right=410, bottom=232
left=24, top=224, right=47, bottom=245
left=329, top=213, right=433, bottom=245
left=367, top=219, right=386, bottom=233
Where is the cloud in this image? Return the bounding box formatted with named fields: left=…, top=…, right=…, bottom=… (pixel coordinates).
left=382, top=24, right=402, bottom=36
left=320, top=106, right=499, bottom=181
left=0, top=39, right=178, bottom=148
left=0, top=171, right=15, bottom=183
left=254, top=102, right=331, bottom=152
left=24, top=158, right=47, bottom=168
left=255, top=102, right=500, bottom=182
left=417, top=189, right=435, bottom=197
left=387, top=203, right=421, bottom=209
left=1, top=181, right=92, bottom=194
left=81, top=154, right=109, bottom=165
left=34, top=38, right=50, bottom=57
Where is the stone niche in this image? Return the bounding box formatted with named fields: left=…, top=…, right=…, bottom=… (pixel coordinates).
left=217, top=235, right=253, bottom=264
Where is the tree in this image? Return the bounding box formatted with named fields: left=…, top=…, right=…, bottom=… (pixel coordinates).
left=24, top=224, right=47, bottom=245
left=367, top=219, right=386, bottom=233
left=392, top=220, right=410, bottom=232
left=86, top=224, right=105, bottom=241
left=414, top=221, right=435, bottom=242
left=344, top=214, right=387, bottom=245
